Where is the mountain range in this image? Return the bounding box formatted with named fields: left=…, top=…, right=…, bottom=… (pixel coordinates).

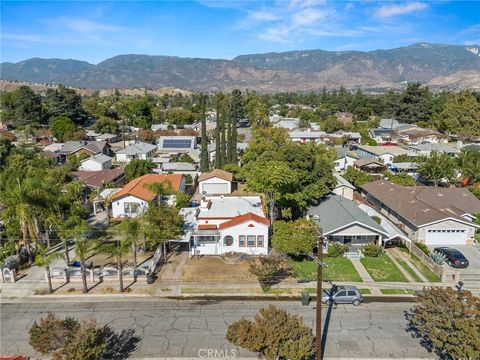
left=1, top=43, right=480, bottom=92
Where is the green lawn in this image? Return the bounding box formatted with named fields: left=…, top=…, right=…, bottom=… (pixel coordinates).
left=380, top=288, right=415, bottom=295
left=360, top=255, right=408, bottom=282
left=391, top=252, right=423, bottom=282
left=290, top=256, right=362, bottom=282
left=398, top=248, right=441, bottom=282
left=360, top=288, right=372, bottom=295
left=475, top=232, right=480, bottom=242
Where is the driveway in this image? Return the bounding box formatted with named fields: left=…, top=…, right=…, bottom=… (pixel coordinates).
left=433, top=245, right=480, bottom=283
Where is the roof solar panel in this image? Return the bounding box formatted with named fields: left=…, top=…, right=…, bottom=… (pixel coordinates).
left=162, top=139, right=193, bottom=149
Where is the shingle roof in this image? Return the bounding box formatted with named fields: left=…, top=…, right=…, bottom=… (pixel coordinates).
left=199, top=169, right=233, bottom=182
left=333, top=173, right=355, bottom=189
left=111, top=174, right=184, bottom=202
left=162, top=162, right=196, bottom=171
left=361, top=180, right=480, bottom=227
left=308, top=194, right=388, bottom=236
left=116, top=142, right=157, bottom=155
left=354, top=158, right=386, bottom=168
left=218, top=212, right=270, bottom=229
left=73, top=168, right=124, bottom=188
left=357, top=145, right=409, bottom=156
left=81, top=153, right=112, bottom=164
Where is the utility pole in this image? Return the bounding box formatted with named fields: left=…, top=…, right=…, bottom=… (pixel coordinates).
left=316, top=228, right=324, bottom=360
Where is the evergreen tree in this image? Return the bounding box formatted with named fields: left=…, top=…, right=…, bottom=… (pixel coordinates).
left=14, top=86, right=43, bottom=127
left=200, top=94, right=209, bottom=172
left=214, top=93, right=224, bottom=169
left=228, top=89, right=244, bottom=164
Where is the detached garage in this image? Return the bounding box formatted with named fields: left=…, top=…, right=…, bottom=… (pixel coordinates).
left=198, top=169, right=233, bottom=195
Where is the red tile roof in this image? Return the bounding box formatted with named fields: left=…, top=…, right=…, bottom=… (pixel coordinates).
left=111, top=174, right=184, bottom=202
left=218, top=212, right=269, bottom=229
left=199, top=169, right=233, bottom=182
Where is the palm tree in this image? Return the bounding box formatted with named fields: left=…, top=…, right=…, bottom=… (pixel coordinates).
left=1, top=178, right=42, bottom=264
left=34, top=244, right=63, bottom=293
left=99, top=238, right=132, bottom=292
left=118, top=219, right=141, bottom=278
left=73, top=221, right=95, bottom=293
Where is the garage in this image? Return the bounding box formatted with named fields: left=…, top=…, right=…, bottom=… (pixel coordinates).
left=201, top=183, right=229, bottom=195
left=425, top=229, right=467, bottom=246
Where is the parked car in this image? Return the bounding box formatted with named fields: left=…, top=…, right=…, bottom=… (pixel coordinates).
left=321, top=285, right=363, bottom=306
left=433, top=247, right=469, bottom=268
left=384, top=238, right=400, bottom=248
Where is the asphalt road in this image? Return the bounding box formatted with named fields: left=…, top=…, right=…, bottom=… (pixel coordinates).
left=0, top=298, right=433, bottom=359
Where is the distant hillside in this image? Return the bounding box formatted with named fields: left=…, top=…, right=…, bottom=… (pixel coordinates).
left=2, top=43, right=479, bottom=92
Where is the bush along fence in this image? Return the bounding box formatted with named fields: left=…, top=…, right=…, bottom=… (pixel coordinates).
left=402, top=240, right=449, bottom=281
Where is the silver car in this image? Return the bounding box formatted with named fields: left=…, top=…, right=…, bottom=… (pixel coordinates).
left=321, top=285, right=363, bottom=306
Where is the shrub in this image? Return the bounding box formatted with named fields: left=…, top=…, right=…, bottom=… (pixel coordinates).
left=53, top=320, right=107, bottom=360
left=415, top=242, right=430, bottom=255
left=362, top=243, right=385, bottom=257
left=430, top=251, right=447, bottom=265
left=249, top=255, right=291, bottom=290
left=29, top=313, right=79, bottom=354
left=327, top=242, right=348, bottom=258
left=226, top=305, right=315, bottom=360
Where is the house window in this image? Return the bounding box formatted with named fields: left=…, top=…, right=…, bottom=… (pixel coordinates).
left=223, top=235, right=234, bottom=246
left=257, top=235, right=264, bottom=247
left=247, top=235, right=256, bottom=247
left=124, top=202, right=140, bottom=215
left=239, top=235, right=245, bottom=247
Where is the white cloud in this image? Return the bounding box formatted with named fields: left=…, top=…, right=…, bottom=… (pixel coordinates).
left=374, top=2, right=428, bottom=18
left=248, top=10, right=279, bottom=22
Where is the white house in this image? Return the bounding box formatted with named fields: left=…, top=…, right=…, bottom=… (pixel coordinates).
left=356, top=145, right=410, bottom=165
left=289, top=130, right=325, bottom=144
left=332, top=173, right=355, bottom=200
left=79, top=154, right=113, bottom=171
left=115, top=142, right=157, bottom=163
left=334, top=147, right=359, bottom=172
left=184, top=196, right=269, bottom=256
left=110, top=174, right=185, bottom=219
left=407, top=143, right=460, bottom=157
left=361, top=181, right=480, bottom=245
left=198, top=169, right=233, bottom=195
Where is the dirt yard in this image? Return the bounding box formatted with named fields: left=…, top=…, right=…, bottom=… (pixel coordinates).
left=182, top=256, right=256, bottom=282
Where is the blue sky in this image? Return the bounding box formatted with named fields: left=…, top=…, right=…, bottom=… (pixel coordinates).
left=1, top=1, right=479, bottom=64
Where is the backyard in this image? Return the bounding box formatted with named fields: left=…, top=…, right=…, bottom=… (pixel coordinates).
left=360, top=255, right=407, bottom=282
left=290, top=256, right=362, bottom=282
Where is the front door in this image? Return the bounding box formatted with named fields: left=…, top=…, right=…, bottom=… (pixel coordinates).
left=343, top=236, right=352, bottom=245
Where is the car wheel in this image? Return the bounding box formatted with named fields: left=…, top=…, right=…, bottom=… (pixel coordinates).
left=352, top=299, right=360, bottom=306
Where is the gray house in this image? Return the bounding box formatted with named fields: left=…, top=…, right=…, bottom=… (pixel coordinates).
left=307, top=194, right=388, bottom=249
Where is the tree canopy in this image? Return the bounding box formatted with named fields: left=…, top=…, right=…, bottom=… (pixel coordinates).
left=272, top=219, right=317, bottom=255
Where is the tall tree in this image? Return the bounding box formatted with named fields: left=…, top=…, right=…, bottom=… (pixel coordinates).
left=437, top=91, right=480, bottom=139
left=228, top=89, right=244, bottom=164
left=199, top=94, right=209, bottom=172
left=44, top=85, right=88, bottom=125
left=418, top=152, right=457, bottom=186
left=50, top=116, right=78, bottom=141
left=214, top=93, right=225, bottom=169
left=118, top=219, right=141, bottom=276
left=34, top=244, right=63, bottom=293
left=99, top=238, right=131, bottom=292
left=73, top=221, right=95, bottom=293
left=396, top=83, right=432, bottom=124
left=14, top=86, right=43, bottom=127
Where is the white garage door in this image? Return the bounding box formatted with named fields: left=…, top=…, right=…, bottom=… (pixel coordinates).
left=425, top=230, right=467, bottom=245
left=202, top=183, right=229, bottom=194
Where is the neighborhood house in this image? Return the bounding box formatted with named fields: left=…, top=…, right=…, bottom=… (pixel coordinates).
left=185, top=196, right=269, bottom=256
left=115, top=141, right=157, bottom=163
left=110, top=174, right=186, bottom=218
left=198, top=169, right=233, bottom=195
left=361, top=181, right=480, bottom=246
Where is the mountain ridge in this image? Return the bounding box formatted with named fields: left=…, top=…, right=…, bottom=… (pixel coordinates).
left=2, top=43, right=479, bottom=92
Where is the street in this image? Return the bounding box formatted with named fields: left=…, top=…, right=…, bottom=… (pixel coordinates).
left=0, top=298, right=433, bottom=359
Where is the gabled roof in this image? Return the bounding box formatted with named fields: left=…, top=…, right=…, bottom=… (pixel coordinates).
left=81, top=153, right=112, bottom=164
left=308, top=194, right=388, bottom=236
left=73, top=168, right=124, bottom=189
left=111, top=174, right=184, bottom=202
left=361, top=180, right=480, bottom=227
left=199, top=169, right=233, bottom=182
left=354, top=158, right=386, bottom=168
left=333, top=173, right=355, bottom=190
left=218, top=212, right=270, bottom=229
left=116, top=141, right=157, bottom=155
left=58, top=140, right=109, bottom=155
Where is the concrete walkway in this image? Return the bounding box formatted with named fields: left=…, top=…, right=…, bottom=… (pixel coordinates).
left=349, top=258, right=382, bottom=295
left=392, top=248, right=429, bottom=282
left=386, top=250, right=415, bottom=282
